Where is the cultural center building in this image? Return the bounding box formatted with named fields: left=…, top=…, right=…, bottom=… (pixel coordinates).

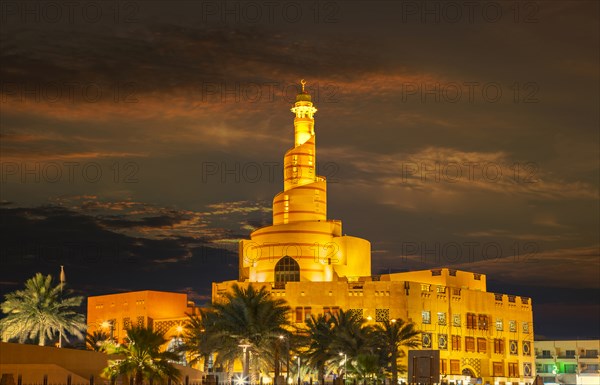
left=212, top=81, right=536, bottom=385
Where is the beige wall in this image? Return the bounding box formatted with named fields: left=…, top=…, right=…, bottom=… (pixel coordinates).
left=0, top=342, right=203, bottom=383
left=0, top=342, right=107, bottom=381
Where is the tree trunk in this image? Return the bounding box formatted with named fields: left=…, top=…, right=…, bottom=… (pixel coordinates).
left=38, top=334, right=45, bottom=346
left=274, top=343, right=280, bottom=383
left=135, top=371, right=144, bottom=385
left=391, top=350, right=398, bottom=385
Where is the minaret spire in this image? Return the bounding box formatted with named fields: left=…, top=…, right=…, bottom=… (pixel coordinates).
left=290, top=80, right=317, bottom=147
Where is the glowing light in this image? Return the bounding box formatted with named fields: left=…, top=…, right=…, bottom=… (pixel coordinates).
left=234, top=375, right=248, bottom=385
left=366, top=315, right=373, bottom=321
left=176, top=325, right=184, bottom=334
left=100, top=321, right=111, bottom=329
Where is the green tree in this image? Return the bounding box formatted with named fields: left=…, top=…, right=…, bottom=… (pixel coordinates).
left=352, top=353, right=383, bottom=384
left=372, top=319, right=420, bottom=385
left=210, top=284, right=291, bottom=380
left=86, top=330, right=110, bottom=351
left=180, top=309, right=219, bottom=371
left=303, top=314, right=336, bottom=381
left=102, top=325, right=180, bottom=385
left=330, top=309, right=373, bottom=361
left=0, top=273, right=85, bottom=346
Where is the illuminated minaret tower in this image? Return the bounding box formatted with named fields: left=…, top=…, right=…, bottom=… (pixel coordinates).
left=239, top=80, right=371, bottom=283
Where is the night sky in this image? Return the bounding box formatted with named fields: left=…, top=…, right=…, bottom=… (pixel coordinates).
left=1, top=1, right=598, bottom=340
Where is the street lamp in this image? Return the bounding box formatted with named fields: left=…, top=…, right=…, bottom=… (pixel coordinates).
left=278, top=335, right=290, bottom=385
left=239, top=340, right=251, bottom=382
left=338, top=352, right=347, bottom=385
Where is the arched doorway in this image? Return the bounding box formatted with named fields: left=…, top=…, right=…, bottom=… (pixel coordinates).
left=274, top=255, right=300, bottom=283
left=462, top=368, right=476, bottom=378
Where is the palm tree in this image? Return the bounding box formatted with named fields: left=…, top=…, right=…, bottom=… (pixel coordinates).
left=210, top=284, right=291, bottom=381
left=180, top=309, right=218, bottom=370
left=372, top=319, right=420, bottom=385
left=0, top=273, right=85, bottom=346
left=303, top=314, right=336, bottom=382
left=330, top=309, right=373, bottom=362
left=86, top=330, right=110, bottom=351
left=352, top=353, right=383, bottom=384
left=102, top=325, right=181, bottom=385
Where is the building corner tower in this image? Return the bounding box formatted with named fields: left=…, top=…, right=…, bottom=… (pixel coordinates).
left=238, top=80, right=371, bottom=283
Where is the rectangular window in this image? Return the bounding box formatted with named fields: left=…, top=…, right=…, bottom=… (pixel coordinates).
left=564, top=364, right=577, bottom=373
left=438, top=312, right=447, bottom=325
left=478, top=314, right=489, bottom=330
left=123, top=317, right=131, bottom=330
left=465, top=337, right=475, bottom=352
left=421, top=284, right=431, bottom=292
left=542, top=350, right=551, bottom=358
left=493, top=362, right=504, bottom=377
left=422, top=311, right=431, bottom=324
left=304, top=307, right=312, bottom=321
left=477, top=338, right=487, bottom=353
left=441, top=359, right=448, bottom=374
left=508, top=363, right=519, bottom=377
left=451, top=335, right=461, bottom=351
left=566, top=350, right=576, bottom=357
left=496, top=318, right=503, bottom=331
left=137, top=316, right=144, bottom=327
left=508, top=295, right=516, bottom=303
left=494, top=339, right=505, bottom=354
left=509, top=320, right=517, bottom=332
left=467, top=313, right=476, bottom=329
left=437, top=286, right=446, bottom=293
left=522, top=322, right=530, bottom=334
left=453, top=314, right=461, bottom=327
left=296, top=307, right=303, bottom=323
left=450, top=360, right=461, bottom=374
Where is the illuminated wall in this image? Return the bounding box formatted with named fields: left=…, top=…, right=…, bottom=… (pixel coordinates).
left=87, top=290, right=198, bottom=347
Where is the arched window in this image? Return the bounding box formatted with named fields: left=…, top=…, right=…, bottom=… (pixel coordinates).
left=274, top=256, right=300, bottom=283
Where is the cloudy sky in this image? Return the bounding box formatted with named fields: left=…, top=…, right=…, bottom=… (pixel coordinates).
left=1, top=0, right=598, bottom=339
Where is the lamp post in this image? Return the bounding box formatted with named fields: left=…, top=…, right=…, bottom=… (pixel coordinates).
left=338, top=352, right=347, bottom=385
left=278, top=335, right=290, bottom=385
left=239, top=341, right=251, bottom=382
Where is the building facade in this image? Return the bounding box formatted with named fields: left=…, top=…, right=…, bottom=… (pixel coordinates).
left=213, top=82, right=536, bottom=385
left=87, top=290, right=199, bottom=358
left=535, top=340, right=599, bottom=385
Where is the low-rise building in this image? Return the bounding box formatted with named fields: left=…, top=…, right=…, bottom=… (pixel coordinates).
left=535, top=340, right=600, bottom=385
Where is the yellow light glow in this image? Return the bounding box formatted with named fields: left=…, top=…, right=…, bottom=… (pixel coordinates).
left=100, top=321, right=111, bottom=329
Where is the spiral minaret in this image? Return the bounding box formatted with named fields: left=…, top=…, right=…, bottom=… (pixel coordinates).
left=239, top=80, right=371, bottom=283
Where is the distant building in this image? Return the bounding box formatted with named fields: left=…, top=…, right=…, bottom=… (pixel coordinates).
left=212, top=83, right=536, bottom=385
left=87, top=290, right=200, bottom=364
left=535, top=340, right=600, bottom=385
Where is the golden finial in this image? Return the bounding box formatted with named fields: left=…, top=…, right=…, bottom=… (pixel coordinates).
left=300, top=79, right=306, bottom=93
